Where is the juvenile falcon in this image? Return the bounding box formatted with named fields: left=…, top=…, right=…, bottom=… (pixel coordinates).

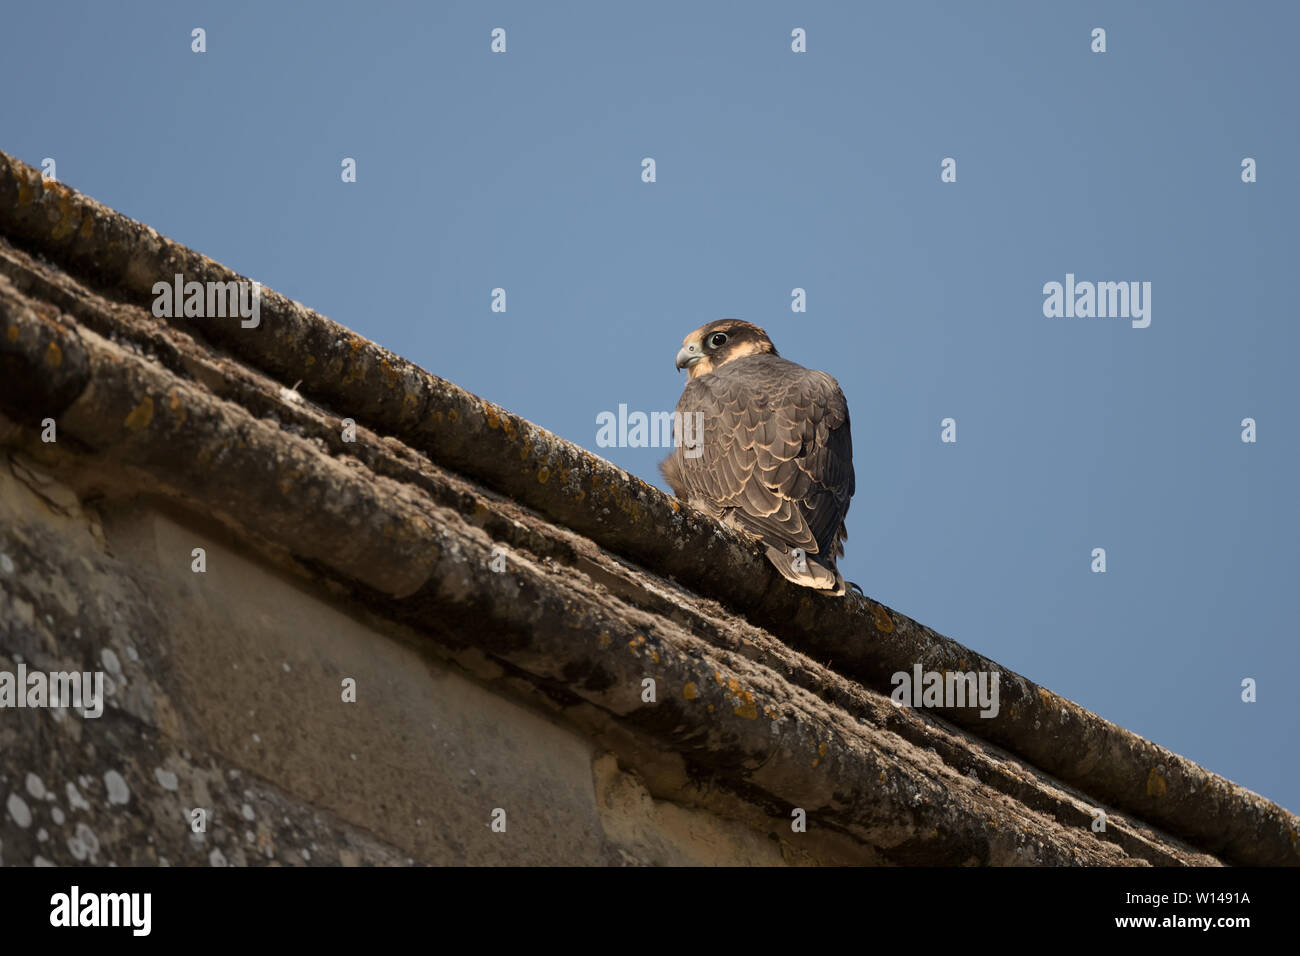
left=660, top=320, right=855, bottom=594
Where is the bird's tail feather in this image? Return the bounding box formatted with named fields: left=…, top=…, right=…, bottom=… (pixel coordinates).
left=763, top=545, right=845, bottom=596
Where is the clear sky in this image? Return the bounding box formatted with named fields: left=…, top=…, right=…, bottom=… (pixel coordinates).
left=4, top=1, right=1297, bottom=818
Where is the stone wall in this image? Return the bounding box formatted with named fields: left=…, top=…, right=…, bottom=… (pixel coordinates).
left=1, top=462, right=842, bottom=865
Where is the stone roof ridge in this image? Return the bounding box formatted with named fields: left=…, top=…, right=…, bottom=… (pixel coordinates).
left=2, top=149, right=1295, bottom=865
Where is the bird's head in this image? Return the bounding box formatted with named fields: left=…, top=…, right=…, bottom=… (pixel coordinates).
left=675, top=320, right=777, bottom=379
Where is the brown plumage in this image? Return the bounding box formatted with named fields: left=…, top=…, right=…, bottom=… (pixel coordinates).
left=660, top=320, right=855, bottom=593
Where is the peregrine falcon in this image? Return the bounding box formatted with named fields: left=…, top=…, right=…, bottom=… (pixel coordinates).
left=660, top=320, right=855, bottom=594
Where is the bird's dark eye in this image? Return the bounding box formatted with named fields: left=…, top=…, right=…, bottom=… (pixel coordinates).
left=709, top=332, right=729, bottom=349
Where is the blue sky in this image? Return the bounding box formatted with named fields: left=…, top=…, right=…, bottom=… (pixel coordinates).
left=4, top=1, right=1297, bottom=816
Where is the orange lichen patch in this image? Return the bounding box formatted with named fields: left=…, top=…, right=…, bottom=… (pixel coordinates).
left=650, top=650, right=660, bottom=664
left=124, top=396, right=154, bottom=431
left=501, top=417, right=518, bottom=440
left=588, top=477, right=647, bottom=524
left=44, top=341, right=61, bottom=368
left=668, top=499, right=681, bottom=513
left=44, top=182, right=85, bottom=242
left=13, top=173, right=31, bottom=205
left=166, top=389, right=187, bottom=425
left=1146, top=770, right=1167, bottom=798
left=626, top=635, right=646, bottom=653
left=617, top=494, right=645, bottom=522
left=714, top=671, right=725, bottom=685
left=683, top=682, right=698, bottom=700
left=597, top=632, right=612, bottom=648
left=447, top=408, right=458, bottom=424
left=537, top=466, right=550, bottom=484
left=706, top=704, right=714, bottom=713
left=379, top=359, right=401, bottom=389
left=79, top=215, right=94, bottom=239
left=483, top=404, right=501, bottom=430
left=1038, top=687, right=1060, bottom=711
left=726, top=677, right=758, bottom=719
left=818, top=741, right=828, bottom=757
left=870, top=603, right=895, bottom=633
left=5, top=325, right=17, bottom=342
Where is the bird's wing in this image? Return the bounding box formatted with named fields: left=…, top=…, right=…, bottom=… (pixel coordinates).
left=666, top=355, right=853, bottom=561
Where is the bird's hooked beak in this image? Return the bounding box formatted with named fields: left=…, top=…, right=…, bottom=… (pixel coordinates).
left=675, top=340, right=703, bottom=371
